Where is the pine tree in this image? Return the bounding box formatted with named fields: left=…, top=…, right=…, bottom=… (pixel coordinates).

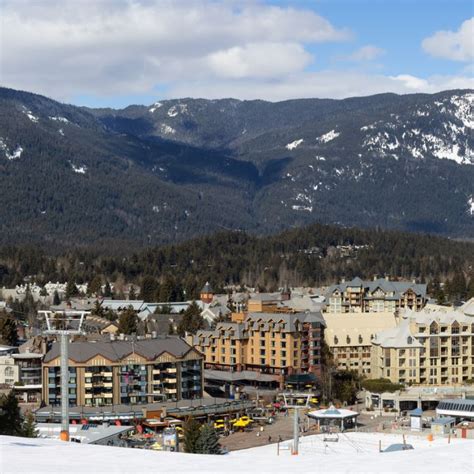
left=183, top=417, right=201, bottom=453
left=0, top=391, right=23, bottom=436
left=140, top=276, right=159, bottom=302
left=87, top=275, right=102, bottom=297
left=117, top=307, right=138, bottom=335
left=128, top=286, right=137, bottom=300
left=0, top=312, right=18, bottom=346
left=21, top=411, right=38, bottom=438
left=468, top=277, right=474, bottom=299
left=177, top=301, right=205, bottom=336
left=65, top=279, right=79, bottom=300
left=196, top=423, right=221, bottom=454
left=52, top=290, right=61, bottom=306
left=103, top=281, right=112, bottom=298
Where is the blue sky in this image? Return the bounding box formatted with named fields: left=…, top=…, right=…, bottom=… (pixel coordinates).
left=2, top=0, right=473, bottom=108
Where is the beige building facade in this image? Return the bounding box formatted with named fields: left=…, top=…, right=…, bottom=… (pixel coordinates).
left=193, top=311, right=325, bottom=380
left=371, top=299, right=474, bottom=385
left=324, top=312, right=399, bottom=376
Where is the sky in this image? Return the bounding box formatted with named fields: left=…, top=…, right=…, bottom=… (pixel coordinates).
left=0, top=0, right=473, bottom=108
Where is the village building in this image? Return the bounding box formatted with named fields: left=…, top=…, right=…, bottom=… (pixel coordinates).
left=325, top=276, right=427, bottom=313
left=371, top=298, right=474, bottom=385
left=42, top=336, right=203, bottom=407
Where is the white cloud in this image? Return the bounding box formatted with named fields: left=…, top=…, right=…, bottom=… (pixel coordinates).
left=207, top=42, right=312, bottom=79
left=166, top=71, right=474, bottom=101
left=0, top=1, right=471, bottom=104
left=0, top=0, right=348, bottom=99
left=348, top=45, right=385, bottom=61
left=422, top=18, right=474, bottom=62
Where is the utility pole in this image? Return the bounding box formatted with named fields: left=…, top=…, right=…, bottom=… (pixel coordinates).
left=41, top=310, right=87, bottom=442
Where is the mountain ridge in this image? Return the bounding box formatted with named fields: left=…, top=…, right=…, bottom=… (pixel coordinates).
left=0, top=86, right=472, bottom=249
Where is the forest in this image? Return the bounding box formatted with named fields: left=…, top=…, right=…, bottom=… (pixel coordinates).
left=0, top=222, right=473, bottom=302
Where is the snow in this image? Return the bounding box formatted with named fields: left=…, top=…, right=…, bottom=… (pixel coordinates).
left=167, top=104, right=188, bottom=117
left=1, top=432, right=472, bottom=474
left=317, top=129, right=340, bottom=143
left=70, top=163, right=87, bottom=174
left=49, top=116, right=69, bottom=123
left=314, top=155, right=326, bottom=161
left=286, top=139, right=303, bottom=150
left=23, top=109, right=39, bottom=123
left=450, top=93, right=474, bottom=128
left=160, top=124, right=176, bottom=135
left=149, top=102, right=163, bottom=113
left=58, top=129, right=65, bottom=136
left=292, top=205, right=313, bottom=212
left=9, top=146, right=23, bottom=160
left=468, top=196, right=474, bottom=216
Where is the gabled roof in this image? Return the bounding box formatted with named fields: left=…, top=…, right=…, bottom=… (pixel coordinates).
left=201, top=282, right=213, bottom=293
left=43, top=337, right=195, bottom=363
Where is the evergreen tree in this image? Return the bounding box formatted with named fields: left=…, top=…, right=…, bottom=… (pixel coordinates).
left=467, top=276, right=474, bottom=299
left=196, top=423, right=221, bottom=454
left=0, top=312, right=18, bottom=346
left=65, top=279, right=79, bottom=300
left=52, top=290, right=61, bottom=306
left=103, top=281, right=112, bottom=298
left=140, top=275, right=159, bottom=302
left=183, top=417, right=201, bottom=453
left=117, top=307, right=138, bottom=335
left=128, top=285, right=137, bottom=300
left=87, top=275, right=102, bottom=297
left=21, top=411, right=38, bottom=438
left=177, top=301, right=205, bottom=336
left=0, top=391, right=23, bottom=436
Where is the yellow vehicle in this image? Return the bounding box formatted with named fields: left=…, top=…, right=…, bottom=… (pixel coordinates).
left=213, top=419, right=226, bottom=430
left=310, top=397, right=319, bottom=405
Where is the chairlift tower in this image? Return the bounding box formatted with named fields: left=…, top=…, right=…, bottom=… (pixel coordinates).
left=280, top=392, right=311, bottom=455
left=40, top=310, right=88, bottom=441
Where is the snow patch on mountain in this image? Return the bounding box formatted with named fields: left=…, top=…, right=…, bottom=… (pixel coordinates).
left=23, top=110, right=39, bottom=123
left=49, top=116, right=69, bottom=123
left=468, top=196, right=474, bottom=216
left=450, top=93, right=474, bottom=128
left=292, top=205, right=312, bottom=212
left=7, top=145, right=24, bottom=160
left=1, top=138, right=24, bottom=160
left=286, top=139, right=303, bottom=150
left=314, top=155, right=326, bottom=161
left=149, top=102, right=163, bottom=113
left=167, top=104, right=188, bottom=118
left=58, top=129, right=65, bottom=136
left=160, top=124, right=176, bottom=135
left=317, top=130, right=340, bottom=143
left=70, top=163, right=87, bottom=174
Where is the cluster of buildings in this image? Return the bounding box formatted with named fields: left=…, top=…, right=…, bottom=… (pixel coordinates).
left=1, top=276, right=474, bottom=424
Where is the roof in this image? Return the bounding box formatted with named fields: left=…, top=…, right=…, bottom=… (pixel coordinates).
left=201, top=282, right=213, bottom=293
left=372, top=318, right=423, bottom=349
left=308, top=405, right=359, bottom=419
left=326, top=277, right=427, bottom=300
left=431, top=417, right=456, bottom=425
left=204, top=369, right=279, bottom=383
left=100, top=299, right=145, bottom=311
left=43, top=337, right=197, bottom=363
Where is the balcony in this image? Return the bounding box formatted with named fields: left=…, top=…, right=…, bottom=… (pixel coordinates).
left=164, top=368, right=177, bottom=374
left=152, top=369, right=161, bottom=375
left=164, top=388, right=177, bottom=394
left=164, top=378, right=177, bottom=384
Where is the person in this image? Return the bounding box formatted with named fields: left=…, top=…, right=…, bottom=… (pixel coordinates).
left=278, top=435, right=282, bottom=443
left=268, top=435, right=272, bottom=443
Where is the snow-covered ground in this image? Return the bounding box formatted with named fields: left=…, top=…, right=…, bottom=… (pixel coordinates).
left=1, top=432, right=472, bottom=474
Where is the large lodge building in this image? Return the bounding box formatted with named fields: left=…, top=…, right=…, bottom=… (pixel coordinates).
left=42, top=337, right=203, bottom=407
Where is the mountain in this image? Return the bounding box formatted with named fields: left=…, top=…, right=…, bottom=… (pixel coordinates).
left=0, top=87, right=472, bottom=249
